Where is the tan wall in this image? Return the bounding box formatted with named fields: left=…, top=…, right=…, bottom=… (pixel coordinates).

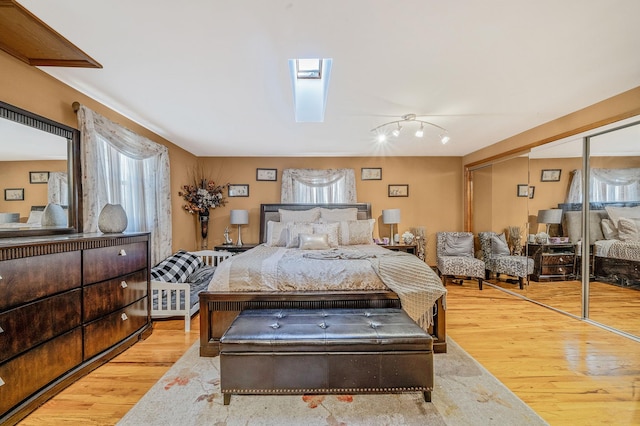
left=193, top=156, right=463, bottom=265
left=0, top=51, right=199, bottom=250
left=0, top=160, right=66, bottom=218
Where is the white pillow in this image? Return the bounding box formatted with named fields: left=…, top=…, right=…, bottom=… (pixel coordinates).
left=319, top=207, right=358, bottom=222
left=265, top=221, right=287, bottom=247
left=604, top=206, right=640, bottom=229
left=298, top=233, right=331, bottom=250
left=286, top=222, right=314, bottom=248
left=312, top=222, right=340, bottom=247
left=617, top=217, right=640, bottom=242
left=27, top=210, right=43, bottom=224
left=340, top=219, right=375, bottom=245
left=600, top=219, right=619, bottom=240
left=279, top=208, right=320, bottom=224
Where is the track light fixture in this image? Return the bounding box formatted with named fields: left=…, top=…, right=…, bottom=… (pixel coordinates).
left=371, top=113, right=450, bottom=144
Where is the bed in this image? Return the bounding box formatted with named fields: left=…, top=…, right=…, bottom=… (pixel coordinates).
left=199, top=203, right=448, bottom=355
left=151, top=250, right=233, bottom=331
left=560, top=202, right=640, bottom=286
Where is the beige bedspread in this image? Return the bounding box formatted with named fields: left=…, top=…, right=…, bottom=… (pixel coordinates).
left=207, top=244, right=447, bottom=329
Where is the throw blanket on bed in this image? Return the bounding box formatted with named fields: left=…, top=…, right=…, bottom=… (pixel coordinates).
left=606, top=240, right=640, bottom=262
left=207, top=244, right=446, bottom=330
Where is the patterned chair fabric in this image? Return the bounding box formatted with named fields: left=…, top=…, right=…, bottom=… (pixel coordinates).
left=478, top=231, right=534, bottom=289
left=436, top=232, right=485, bottom=290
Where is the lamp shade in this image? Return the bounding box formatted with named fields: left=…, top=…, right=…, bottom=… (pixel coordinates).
left=537, top=209, right=563, bottom=225
left=382, top=209, right=401, bottom=224
left=230, top=209, right=249, bottom=225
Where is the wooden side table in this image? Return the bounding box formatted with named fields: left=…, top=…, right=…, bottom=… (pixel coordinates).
left=528, top=243, right=575, bottom=282
left=381, top=244, right=418, bottom=256
left=214, top=243, right=258, bottom=254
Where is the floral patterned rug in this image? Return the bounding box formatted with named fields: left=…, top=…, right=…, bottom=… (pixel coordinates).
left=118, top=338, right=547, bottom=426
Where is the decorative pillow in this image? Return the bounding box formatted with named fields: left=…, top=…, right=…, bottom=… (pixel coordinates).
left=490, top=234, right=510, bottom=256
left=442, top=234, right=473, bottom=257
left=601, top=218, right=619, bottom=240
left=340, top=219, right=375, bottom=245
left=265, top=221, right=288, bottom=247
left=617, top=217, right=640, bottom=242
left=279, top=208, right=320, bottom=224
left=312, top=222, right=340, bottom=247
left=150, top=250, right=203, bottom=283
left=319, top=207, right=358, bottom=222
left=27, top=210, right=43, bottom=224
left=604, top=206, right=640, bottom=229
left=298, top=233, right=331, bottom=250
left=286, top=222, right=315, bottom=248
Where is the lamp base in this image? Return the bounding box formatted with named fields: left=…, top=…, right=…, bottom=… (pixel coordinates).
left=236, top=225, right=243, bottom=246
left=389, top=224, right=395, bottom=246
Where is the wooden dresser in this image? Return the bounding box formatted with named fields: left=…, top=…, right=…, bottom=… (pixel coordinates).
left=0, top=233, right=152, bottom=425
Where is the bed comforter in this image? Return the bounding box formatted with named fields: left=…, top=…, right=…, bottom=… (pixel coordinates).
left=207, top=244, right=446, bottom=330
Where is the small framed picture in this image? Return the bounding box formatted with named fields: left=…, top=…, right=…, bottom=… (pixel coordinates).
left=29, top=171, right=50, bottom=184
left=529, top=186, right=535, bottom=199
left=541, top=169, right=561, bottom=182
left=388, top=184, right=409, bottom=197
left=256, top=168, right=277, bottom=181
left=228, top=184, right=249, bottom=197
left=361, top=167, right=382, bottom=180
left=517, top=184, right=529, bottom=197
left=4, top=188, right=25, bottom=201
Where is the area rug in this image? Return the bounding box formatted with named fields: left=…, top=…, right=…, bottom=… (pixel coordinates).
left=118, top=338, right=547, bottom=425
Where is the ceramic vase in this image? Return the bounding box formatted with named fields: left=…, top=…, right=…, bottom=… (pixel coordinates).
left=98, top=203, right=128, bottom=233
left=199, top=210, right=209, bottom=249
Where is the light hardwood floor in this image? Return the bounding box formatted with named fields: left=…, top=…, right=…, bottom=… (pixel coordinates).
left=17, top=283, right=640, bottom=426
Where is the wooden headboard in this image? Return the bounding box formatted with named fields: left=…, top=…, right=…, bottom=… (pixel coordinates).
left=259, top=203, right=372, bottom=244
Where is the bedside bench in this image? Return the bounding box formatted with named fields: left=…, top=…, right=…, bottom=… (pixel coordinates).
left=219, top=307, right=433, bottom=405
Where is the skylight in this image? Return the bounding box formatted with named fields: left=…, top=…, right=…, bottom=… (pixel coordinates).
left=289, top=58, right=333, bottom=122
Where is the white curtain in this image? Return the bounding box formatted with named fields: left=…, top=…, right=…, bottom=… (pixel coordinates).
left=78, top=105, right=172, bottom=265
left=281, top=169, right=356, bottom=203
left=566, top=168, right=640, bottom=203
left=47, top=172, right=68, bottom=206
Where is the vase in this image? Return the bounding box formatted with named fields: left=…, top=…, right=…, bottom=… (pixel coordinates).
left=98, top=203, right=128, bottom=233
left=199, top=211, right=209, bottom=249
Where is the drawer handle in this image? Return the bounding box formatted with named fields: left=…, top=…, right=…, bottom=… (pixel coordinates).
left=0, top=377, right=4, bottom=387
left=120, top=281, right=128, bottom=289
left=118, top=249, right=127, bottom=256
left=0, top=325, right=4, bottom=334
left=121, top=313, right=128, bottom=321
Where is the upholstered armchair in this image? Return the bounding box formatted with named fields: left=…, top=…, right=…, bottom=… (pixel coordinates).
left=436, top=232, right=485, bottom=289
left=478, top=231, right=534, bottom=289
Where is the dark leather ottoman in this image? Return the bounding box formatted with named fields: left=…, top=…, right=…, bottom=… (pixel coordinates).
left=219, top=308, right=433, bottom=405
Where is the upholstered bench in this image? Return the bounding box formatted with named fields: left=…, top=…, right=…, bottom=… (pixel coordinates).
left=219, top=307, right=433, bottom=405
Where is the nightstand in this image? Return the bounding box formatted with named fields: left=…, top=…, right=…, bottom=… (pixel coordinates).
left=528, top=243, right=575, bottom=282
left=381, top=244, right=417, bottom=255
left=214, top=243, right=258, bottom=254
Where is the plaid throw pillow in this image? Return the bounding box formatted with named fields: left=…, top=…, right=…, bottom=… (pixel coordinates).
left=150, top=250, right=203, bottom=283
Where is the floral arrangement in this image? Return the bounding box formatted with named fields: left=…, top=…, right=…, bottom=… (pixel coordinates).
left=179, top=179, right=227, bottom=215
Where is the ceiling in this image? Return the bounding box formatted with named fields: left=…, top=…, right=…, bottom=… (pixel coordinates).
left=17, top=0, right=640, bottom=157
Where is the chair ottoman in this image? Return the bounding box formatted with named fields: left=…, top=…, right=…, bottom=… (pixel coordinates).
left=219, top=308, right=433, bottom=405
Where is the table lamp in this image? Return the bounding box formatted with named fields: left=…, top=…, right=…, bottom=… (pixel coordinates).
left=382, top=209, right=401, bottom=246
left=230, top=209, right=249, bottom=246
left=537, top=209, right=563, bottom=237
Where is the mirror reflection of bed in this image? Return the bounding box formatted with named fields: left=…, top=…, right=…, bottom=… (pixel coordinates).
left=199, top=203, right=448, bottom=356
left=471, top=117, right=640, bottom=340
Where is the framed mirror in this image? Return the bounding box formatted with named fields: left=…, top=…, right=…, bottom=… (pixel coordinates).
left=0, top=100, right=81, bottom=237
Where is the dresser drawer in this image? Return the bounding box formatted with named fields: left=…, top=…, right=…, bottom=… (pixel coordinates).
left=83, top=297, right=148, bottom=360
left=0, top=289, right=81, bottom=363
left=0, top=252, right=81, bottom=311
left=83, top=270, right=148, bottom=323
left=0, top=328, right=82, bottom=414
left=83, top=242, right=148, bottom=284
left=541, top=265, right=573, bottom=276
left=542, top=254, right=574, bottom=266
